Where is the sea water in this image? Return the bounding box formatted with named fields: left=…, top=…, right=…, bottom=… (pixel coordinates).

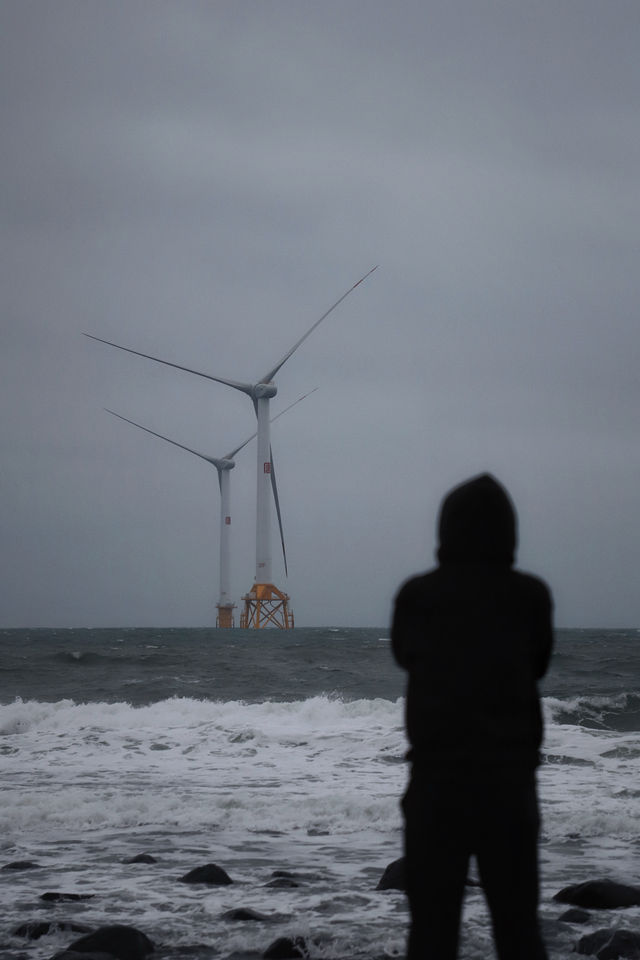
left=0, top=628, right=638, bottom=959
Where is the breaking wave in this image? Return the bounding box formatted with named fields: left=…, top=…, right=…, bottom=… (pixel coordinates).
left=544, top=692, right=640, bottom=732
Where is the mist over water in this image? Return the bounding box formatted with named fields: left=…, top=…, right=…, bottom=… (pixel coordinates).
left=1, top=628, right=638, bottom=959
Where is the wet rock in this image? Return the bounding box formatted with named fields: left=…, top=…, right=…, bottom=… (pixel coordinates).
left=61, top=925, right=154, bottom=960
left=222, top=907, right=273, bottom=922
left=122, top=854, right=157, bottom=865
left=41, top=893, right=96, bottom=903
left=554, top=880, right=640, bottom=909
left=376, top=857, right=406, bottom=891
left=576, top=928, right=640, bottom=959
left=12, top=921, right=92, bottom=940
left=265, top=877, right=299, bottom=888
left=52, top=952, right=115, bottom=960
left=559, top=908, right=591, bottom=924
left=179, top=863, right=232, bottom=885
left=270, top=869, right=323, bottom=882
left=2, top=860, right=41, bottom=870
left=263, top=936, right=308, bottom=959
left=376, top=856, right=480, bottom=893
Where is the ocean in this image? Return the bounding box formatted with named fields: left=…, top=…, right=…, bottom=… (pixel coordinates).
left=0, top=627, right=638, bottom=959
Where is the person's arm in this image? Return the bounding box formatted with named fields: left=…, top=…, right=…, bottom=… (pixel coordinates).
left=391, top=580, right=416, bottom=670
left=534, top=581, right=554, bottom=679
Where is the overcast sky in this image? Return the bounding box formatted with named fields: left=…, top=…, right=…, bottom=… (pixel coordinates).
left=1, top=1, right=639, bottom=629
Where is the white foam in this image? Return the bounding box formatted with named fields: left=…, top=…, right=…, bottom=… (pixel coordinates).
left=2, top=694, right=637, bottom=846
left=0, top=696, right=407, bottom=841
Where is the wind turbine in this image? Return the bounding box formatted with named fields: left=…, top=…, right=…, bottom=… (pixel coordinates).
left=86, top=266, right=377, bottom=628
left=105, top=390, right=316, bottom=628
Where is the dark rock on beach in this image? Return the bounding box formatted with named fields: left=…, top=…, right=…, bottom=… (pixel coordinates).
left=576, top=928, right=640, bottom=959
left=265, top=877, right=300, bottom=888
left=376, top=857, right=406, bottom=891
left=376, top=856, right=481, bottom=892
left=2, top=860, right=41, bottom=870
left=270, top=869, right=324, bottom=882
left=222, top=907, right=274, bottom=922
left=57, top=925, right=154, bottom=960
left=41, top=893, right=96, bottom=903
left=52, top=952, right=115, bottom=960
left=179, top=863, right=233, bottom=885
left=554, top=880, right=640, bottom=909
left=559, top=908, right=591, bottom=924
left=12, top=921, right=92, bottom=940
left=122, top=854, right=157, bottom=865
left=263, top=936, right=308, bottom=959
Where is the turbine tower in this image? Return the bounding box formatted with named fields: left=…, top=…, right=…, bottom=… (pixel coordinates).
left=106, top=410, right=251, bottom=627
left=105, top=391, right=315, bottom=628
left=86, top=266, right=377, bottom=628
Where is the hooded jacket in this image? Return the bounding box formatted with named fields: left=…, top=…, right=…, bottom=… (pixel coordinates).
left=392, top=474, right=553, bottom=775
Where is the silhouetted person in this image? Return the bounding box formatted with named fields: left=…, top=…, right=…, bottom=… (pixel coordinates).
left=392, top=473, right=552, bottom=960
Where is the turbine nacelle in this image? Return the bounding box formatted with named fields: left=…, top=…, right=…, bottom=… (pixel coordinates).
left=254, top=382, right=277, bottom=400
left=210, top=457, right=235, bottom=471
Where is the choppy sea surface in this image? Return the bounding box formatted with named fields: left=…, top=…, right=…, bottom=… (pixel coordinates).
left=0, top=627, right=639, bottom=959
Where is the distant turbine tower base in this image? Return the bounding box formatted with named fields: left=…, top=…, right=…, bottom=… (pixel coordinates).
left=240, top=582, right=294, bottom=629
left=216, top=602, right=235, bottom=629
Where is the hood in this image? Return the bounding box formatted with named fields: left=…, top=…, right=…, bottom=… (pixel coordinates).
left=437, top=473, right=517, bottom=565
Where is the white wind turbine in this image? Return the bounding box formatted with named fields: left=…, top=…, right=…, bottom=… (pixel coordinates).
left=105, top=391, right=316, bottom=628
left=86, top=266, right=377, bottom=627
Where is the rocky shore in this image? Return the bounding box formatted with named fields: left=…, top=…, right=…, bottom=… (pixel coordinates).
left=3, top=857, right=640, bottom=959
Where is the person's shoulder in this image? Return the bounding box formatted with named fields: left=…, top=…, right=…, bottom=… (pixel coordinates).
left=511, top=568, right=553, bottom=604
left=394, top=568, right=438, bottom=604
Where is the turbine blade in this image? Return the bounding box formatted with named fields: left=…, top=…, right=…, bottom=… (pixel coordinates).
left=261, top=266, right=378, bottom=383
left=105, top=409, right=224, bottom=469
left=271, top=386, right=319, bottom=425
left=225, top=432, right=256, bottom=461
left=269, top=446, right=288, bottom=577
left=85, top=334, right=253, bottom=396
left=264, top=389, right=319, bottom=567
